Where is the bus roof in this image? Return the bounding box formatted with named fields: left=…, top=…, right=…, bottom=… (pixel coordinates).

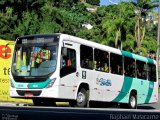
left=121, top=50, right=155, bottom=64
left=17, top=33, right=61, bottom=39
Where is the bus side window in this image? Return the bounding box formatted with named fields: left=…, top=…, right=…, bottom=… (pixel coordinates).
left=110, top=53, right=123, bottom=75
left=136, top=60, right=147, bottom=80
left=60, top=47, right=76, bottom=77
left=148, top=63, right=156, bottom=82
left=124, top=57, right=135, bottom=77
left=94, top=49, right=109, bottom=72
left=80, top=45, right=93, bottom=69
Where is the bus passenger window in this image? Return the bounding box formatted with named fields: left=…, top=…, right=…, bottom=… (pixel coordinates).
left=110, top=53, right=123, bottom=75
left=136, top=60, right=147, bottom=80
left=94, top=49, right=109, bottom=72
left=60, top=47, right=76, bottom=77
left=124, top=57, right=135, bottom=77
left=148, top=63, right=156, bottom=82
left=80, top=45, right=93, bottom=69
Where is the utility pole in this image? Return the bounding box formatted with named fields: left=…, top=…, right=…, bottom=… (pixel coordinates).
left=157, top=0, right=160, bottom=67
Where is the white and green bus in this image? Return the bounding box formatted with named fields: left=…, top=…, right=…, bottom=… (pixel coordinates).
left=10, top=34, right=158, bottom=108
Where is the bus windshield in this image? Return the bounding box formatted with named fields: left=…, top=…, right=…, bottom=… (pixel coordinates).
left=11, top=35, right=59, bottom=77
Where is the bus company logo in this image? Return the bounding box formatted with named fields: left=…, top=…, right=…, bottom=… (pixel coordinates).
left=98, top=78, right=112, bottom=86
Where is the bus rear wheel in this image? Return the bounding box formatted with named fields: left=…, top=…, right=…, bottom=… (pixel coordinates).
left=70, top=88, right=89, bottom=107
left=128, top=93, right=137, bottom=109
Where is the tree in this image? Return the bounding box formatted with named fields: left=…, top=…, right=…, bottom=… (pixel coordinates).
left=0, top=0, right=158, bottom=57
left=131, top=0, right=158, bottom=52
left=99, top=3, right=135, bottom=49
left=13, top=11, right=39, bottom=36
left=86, top=0, right=100, bottom=6
left=0, top=7, right=17, bottom=39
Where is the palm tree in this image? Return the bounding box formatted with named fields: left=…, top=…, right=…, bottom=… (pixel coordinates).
left=131, top=0, right=158, bottom=53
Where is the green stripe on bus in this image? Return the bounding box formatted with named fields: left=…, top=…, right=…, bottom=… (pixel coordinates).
left=28, top=79, right=51, bottom=89
left=112, top=50, right=134, bottom=102
left=145, top=82, right=154, bottom=103
left=121, top=50, right=133, bottom=58
left=112, top=76, right=133, bottom=102
left=121, top=50, right=155, bottom=64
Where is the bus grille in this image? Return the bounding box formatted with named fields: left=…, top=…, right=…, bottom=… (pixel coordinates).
left=16, top=90, right=42, bottom=96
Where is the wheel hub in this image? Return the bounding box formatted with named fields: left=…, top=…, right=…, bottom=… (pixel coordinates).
left=77, top=92, right=85, bottom=103
left=130, top=96, right=136, bottom=108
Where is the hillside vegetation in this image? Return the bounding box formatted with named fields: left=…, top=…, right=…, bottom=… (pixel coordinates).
left=0, top=0, right=158, bottom=56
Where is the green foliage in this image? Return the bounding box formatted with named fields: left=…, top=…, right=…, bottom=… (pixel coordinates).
left=0, top=7, right=17, bottom=39
left=86, top=0, right=100, bottom=6
left=0, top=0, right=158, bottom=57
left=13, top=11, right=39, bottom=36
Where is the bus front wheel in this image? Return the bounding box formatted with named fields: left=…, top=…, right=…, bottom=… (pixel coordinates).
left=70, top=88, right=89, bottom=107
left=128, top=92, right=137, bottom=109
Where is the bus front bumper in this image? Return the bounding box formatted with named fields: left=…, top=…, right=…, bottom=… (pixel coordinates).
left=10, top=86, right=60, bottom=99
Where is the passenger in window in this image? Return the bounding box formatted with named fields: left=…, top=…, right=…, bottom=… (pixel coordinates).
left=71, top=57, right=75, bottom=68
left=142, top=71, right=146, bottom=79
left=124, top=65, right=130, bottom=76
left=131, top=70, right=136, bottom=77
left=96, top=61, right=101, bottom=70
left=101, top=66, right=104, bottom=71
left=117, top=65, right=122, bottom=75
left=137, top=69, right=141, bottom=78
left=130, top=61, right=135, bottom=77
left=62, top=59, right=66, bottom=67
left=67, top=57, right=71, bottom=67
left=104, top=63, right=109, bottom=72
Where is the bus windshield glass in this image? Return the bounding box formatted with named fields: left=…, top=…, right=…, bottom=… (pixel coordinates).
left=11, top=35, right=59, bottom=77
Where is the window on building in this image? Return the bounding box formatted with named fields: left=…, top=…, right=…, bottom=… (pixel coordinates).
left=80, top=45, right=93, bottom=69
left=94, top=49, right=109, bottom=72
left=110, top=53, right=123, bottom=75
left=124, top=57, right=135, bottom=77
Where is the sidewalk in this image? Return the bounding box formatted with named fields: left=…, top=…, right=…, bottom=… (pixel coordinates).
left=0, top=101, right=31, bottom=106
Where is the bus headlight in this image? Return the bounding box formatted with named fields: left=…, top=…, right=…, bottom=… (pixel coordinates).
left=46, top=78, right=56, bottom=88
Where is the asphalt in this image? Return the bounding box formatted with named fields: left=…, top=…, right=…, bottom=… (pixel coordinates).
left=0, top=95, right=159, bottom=120
left=1, top=105, right=160, bottom=120
left=0, top=94, right=160, bottom=110
left=138, top=93, right=160, bottom=110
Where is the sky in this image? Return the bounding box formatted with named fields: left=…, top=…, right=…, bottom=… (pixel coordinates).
left=100, top=0, right=158, bottom=12
left=100, top=0, right=130, bottom=6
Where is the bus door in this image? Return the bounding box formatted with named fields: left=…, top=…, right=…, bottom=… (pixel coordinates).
left=59, top=41, right=78, bottom=99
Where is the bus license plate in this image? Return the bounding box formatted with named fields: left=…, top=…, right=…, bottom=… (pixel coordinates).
left=24, top=93, right=33, bottom=98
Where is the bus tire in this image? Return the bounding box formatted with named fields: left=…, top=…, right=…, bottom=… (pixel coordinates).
left=128, top=92, right=137, bottom=109
left=71, top=88, right=89, bottom=107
